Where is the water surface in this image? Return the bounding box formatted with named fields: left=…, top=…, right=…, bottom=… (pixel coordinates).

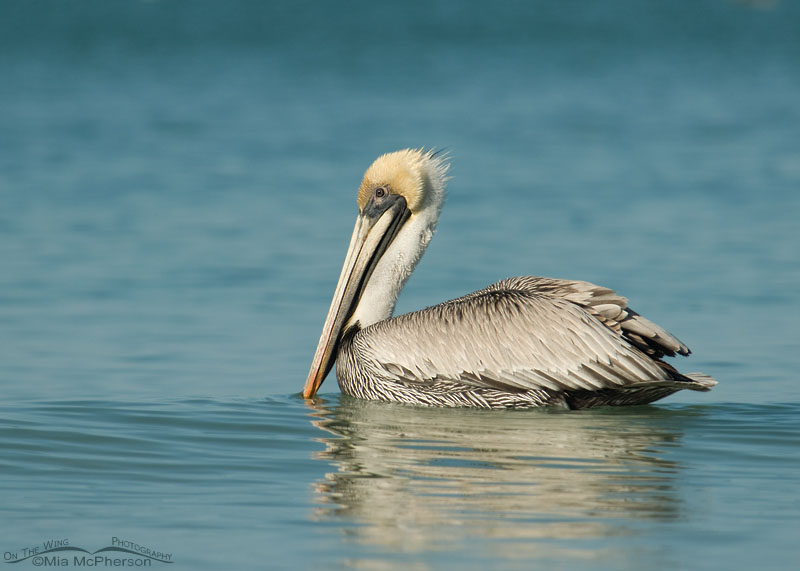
left=2, top=398, right=798, bottom=569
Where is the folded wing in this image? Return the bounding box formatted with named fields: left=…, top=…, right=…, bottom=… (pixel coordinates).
left=352, top=277, right=693, bottom=393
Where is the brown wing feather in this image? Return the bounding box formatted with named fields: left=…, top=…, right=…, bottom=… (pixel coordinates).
left=352, top=276, right=686, bottom=393
left=486, top=277, right=691, bottom=359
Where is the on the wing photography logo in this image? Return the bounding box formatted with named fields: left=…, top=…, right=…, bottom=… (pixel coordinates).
left=4, top=537, right=172, bottom=567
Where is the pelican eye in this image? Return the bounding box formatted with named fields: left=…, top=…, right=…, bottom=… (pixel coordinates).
left=374, top=186, right=386, bottom=198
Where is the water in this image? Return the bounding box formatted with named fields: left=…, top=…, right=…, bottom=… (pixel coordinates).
left=2, top=399, right=798, bottom=570
left=1, top=0, right=799, bottom=568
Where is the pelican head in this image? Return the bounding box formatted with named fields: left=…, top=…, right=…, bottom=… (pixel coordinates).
left=303, top=149, right=450, bottom=398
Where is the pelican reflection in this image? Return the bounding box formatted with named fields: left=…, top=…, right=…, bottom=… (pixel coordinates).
left=306, top=397, right=689, bottom=556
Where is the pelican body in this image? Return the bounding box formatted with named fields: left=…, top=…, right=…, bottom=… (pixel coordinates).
left=303, top=149, right=716, bottom=409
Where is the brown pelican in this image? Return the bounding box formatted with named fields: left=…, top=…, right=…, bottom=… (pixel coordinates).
left=303, top=149, right=716, bottom=408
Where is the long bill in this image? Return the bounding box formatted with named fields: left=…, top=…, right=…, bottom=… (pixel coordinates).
left=303, top=196, right=410, bottom=398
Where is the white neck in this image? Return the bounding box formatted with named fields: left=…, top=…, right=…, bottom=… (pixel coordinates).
left=346, top=205, right=440, bottom=330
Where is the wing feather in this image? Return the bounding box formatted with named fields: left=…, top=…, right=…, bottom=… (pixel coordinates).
left=352, top=276, right=685, bottom=393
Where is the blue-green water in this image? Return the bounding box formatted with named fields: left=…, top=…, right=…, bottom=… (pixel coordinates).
left=2, top=1, right=799, bottom=569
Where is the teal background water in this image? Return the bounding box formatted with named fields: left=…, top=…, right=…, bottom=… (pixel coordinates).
left=2, top=1, right=799, bottom=569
